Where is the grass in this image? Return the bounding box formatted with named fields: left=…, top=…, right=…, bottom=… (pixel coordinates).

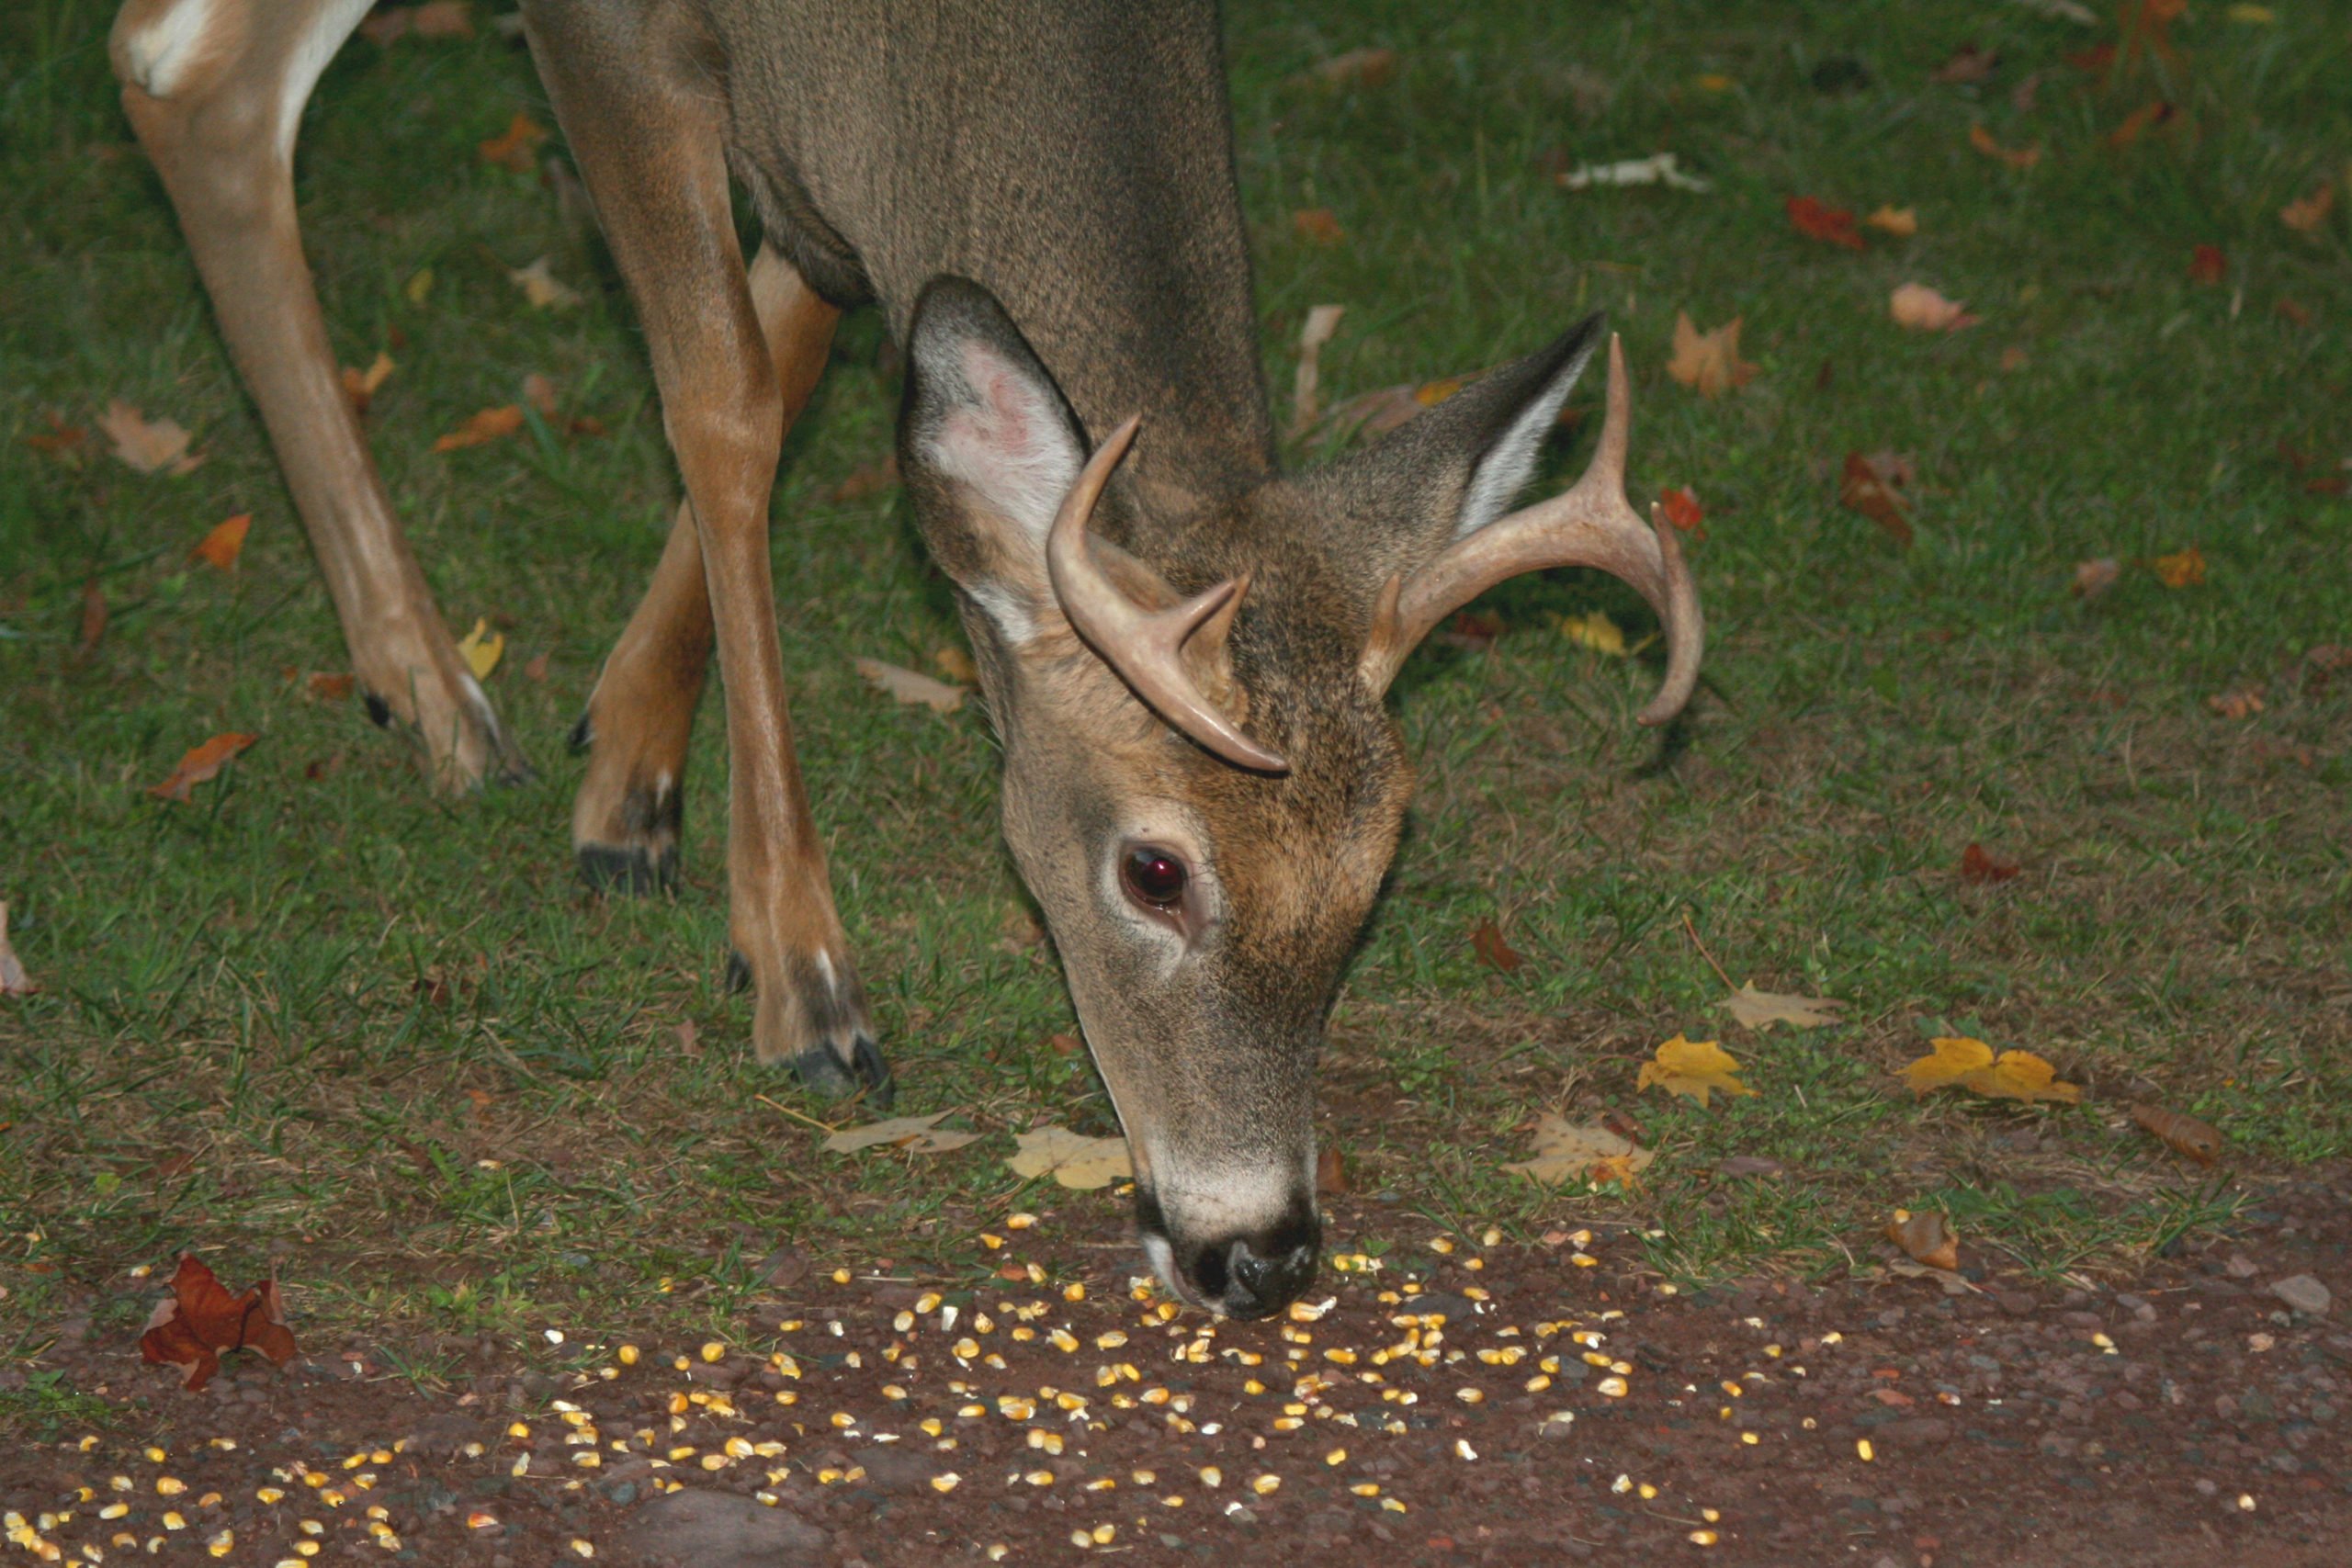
left=3, top=0, right=2348, bottom=1384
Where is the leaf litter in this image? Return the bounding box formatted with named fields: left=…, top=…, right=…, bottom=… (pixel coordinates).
left=139, top=1254, right=300, bottom=1392
left=1899, top=1036, right=2080, bottom=1103
left=1006, top=1125, right=1131, bottom=1190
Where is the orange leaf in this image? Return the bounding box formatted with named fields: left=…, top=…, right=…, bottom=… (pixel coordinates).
left=1959, top=842, right=2019, bottom=884
left=1968, top=123, right=2042, bottom=170
left=479, top=111, right=548, bottom=174
left=189, top=513, right=252, bottom=571
left=2280, top=183, right=2337, bottom=234
left=1786, top=195, right=1866, bottom=251
left=148, top=733, right=259, bottom=803
left=433, top=405, right=526, bottom=453
left=1967, top=1049, right=2081, bottom=1104
left=1657, top=486, right=1705, bottom=534
left=1303, top=47, right=1399, bottom=90
left=2152, top=546, right=2206, bottom=588
left=2204, top=686, right=2265, bottom=719
left=1470, top=919, right=1524, bottom=974
left=23, top=410, right=86, bottom=458
left=341, top=352, right=396, bottom=415
left=1665, top=312, right=1758, bottom=399
left=1889, top=282, right=1978, bottom=333
left=306, top=672, right=356, bottom=702
left=1316, top=1144, right=1351, bottom=1196
left=2187, top=245, right=2228, bottom=285
left=1885, top=1210, right=1959, bottom=1272
left=1864, top=206, right=1918, bottom=238
left=1838, top=452, right=1913, bottom=547
left=2105, top=99, right=2180, bottom=152
left=2132, top=1103, right=2222, bottom=1165
left=139, top=1254, right=299, bottom=1392
left=1930, top=45, right=2000, bottom=85
left=1293, top=208, right=1346, bottom=246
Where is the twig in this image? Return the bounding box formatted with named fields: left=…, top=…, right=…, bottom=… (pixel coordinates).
left=755, top=1094, right=841, bottom=1134
left=1680, top=908, right=1736, bottom=991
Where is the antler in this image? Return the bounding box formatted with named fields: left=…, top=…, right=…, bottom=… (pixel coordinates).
left=1045, top=416, right=1290, bottom=773
left=1362, top=333, right=1703, bottom=726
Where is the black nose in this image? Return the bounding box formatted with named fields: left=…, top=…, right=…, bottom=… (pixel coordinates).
left=1182, top=1211, right=1321, bottom=1319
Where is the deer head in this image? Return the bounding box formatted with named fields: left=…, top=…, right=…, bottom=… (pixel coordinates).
left=900, top=278, right=1700, bottom=1317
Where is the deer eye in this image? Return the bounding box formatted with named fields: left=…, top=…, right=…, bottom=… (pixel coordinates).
left=1121, top=846, right=1190, bottom=912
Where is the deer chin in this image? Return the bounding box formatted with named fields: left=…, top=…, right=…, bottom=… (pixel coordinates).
left=1131, top=1166, right=1321, bottom=1320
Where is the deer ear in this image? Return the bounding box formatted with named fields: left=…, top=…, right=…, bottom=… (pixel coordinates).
left=900, top=277, right=1089, bottom=646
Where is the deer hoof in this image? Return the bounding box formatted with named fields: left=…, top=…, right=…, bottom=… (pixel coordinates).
left=573, top=779, right=684, bottom=897
left=745, top=948, right=890, bottom=1106
left=578, top=840, right=677, bottom=895
left=790, top=1033, right=894, bottom=1108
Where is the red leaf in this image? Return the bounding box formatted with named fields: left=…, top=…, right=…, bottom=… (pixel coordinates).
left=148, top=733, right=260, bottom=803
left=1786, top=195, right=1866, bottom=251
left=1959, top=842, right=2020, bottom=885
left=1838, top=453, right=1913, bottom=547
left=190, top=513, right=252, bottom=571
left=1470, top=919, right=1525, bottom=974
left=1657, top=486, right=1705, bottom=534
left=2188, top=245, right=2228, bottom=286
left=1292, top=208, right=1346, bottom=246
left=139, top=1254, right=300, bottom=1392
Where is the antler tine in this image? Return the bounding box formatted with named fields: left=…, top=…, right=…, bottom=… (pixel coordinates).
left=1045, top=416, right=1291, bottom=773
left=1387, top=333, right=1703, bottom=727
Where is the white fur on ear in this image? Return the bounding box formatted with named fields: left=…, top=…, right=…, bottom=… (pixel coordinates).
left=1453, top=337, right=1599, bottom=540
left=920, top=340, right=1085, bottom=547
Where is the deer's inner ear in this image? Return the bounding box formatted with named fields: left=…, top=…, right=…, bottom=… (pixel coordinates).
left=901, top=277, right=1087, bottom=646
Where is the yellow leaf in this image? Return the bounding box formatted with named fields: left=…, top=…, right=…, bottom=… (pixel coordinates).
left=1635, top=1033, right=1754, bottom=1107
left=1864, top=206, right=1918, bottom=237
left=2226, top=5, right=2275, bottom=22
left=1501, top=1117, right=1655, bottom=1185
left=1665, top=312, right=1757, bottom=399
left=1006, top=1126, right=1132, bottom=1190
left=1557, top=610, right=1627, bottom=657
left=1968, top=1049, right=2081, bottom=1104
left=2152, top=547, right=2206, bottom=588
left=405, top=267, right=435, bottom=306
left=1900, top=1035, right=1995, bottom=1093
left=1722, top=982, right=1845, bottom=1031
left=458, top=618, right=504, bottom=681
left=189, top=513, right=252, bottom=571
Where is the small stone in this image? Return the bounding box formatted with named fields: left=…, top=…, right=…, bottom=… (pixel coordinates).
left=2224, top=1254, right=2260, bottom=1280
left=2271, top=1276, right=2332, bottom=1316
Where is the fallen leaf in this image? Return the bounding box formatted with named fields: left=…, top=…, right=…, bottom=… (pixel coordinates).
left=2205, top=686, right=2265, bottom=719
left=457, top=617, right=503, bottom=680
left=1501, top=1116, right=1656, bottom=1185
left=1968, top=123, right=2042, bottom=169
left=1636, top=1033, right=1755, bottom=1107
left=1931, top=44, right=2000, bottom=84
left=78, top=581, right=108, bottom=651
left=306, top=672, right=356, bottom=702
left=523, top=372, right=560, bottom=421
left=1899, top=1036, right=2080, bottom=1102
left=1715, top=1155, right=1783, bottom=1179
left=148, top=733, right=259, bottom=803
left=1864, top=205, right=1918, bottom=237
left=1723, top=982, right=1846, bottom=1031
left=524, top=652, right=550, bottom=682
left=2152, top=546, right=2206, bottom=588
left=1657, top=487, right=1705, bottom=534
left=1007, top=1125, right=1132, bottom=1190
left=827, top=453, right=900, bottom=502
left=138, top=1254, right=299, bottom=1392
left=1839, top=452, right=1914, bottom=547
left=2131, top=1102, right=2222, bottom=1165
left=2119, top=0, right=2188, bottom=69
left=2187, top=244, right=2228, bottom=285
left=1470, top=919, right=1524, bottom=974
left=341, top=352, right=396, bottom=414
left=2011, top=71, right=2045, bottom=111
left=25, top=410, right=88, bottom=460
left=2071, top=557, right=2120, bottom=599
left=405, top=266, right=435, bottom=307
left=934, top=646, right=980, bottom=684
left=1886, top=1258, right=1978, bottom=1296
left=1885, top=1209, right=1960, bottom=1271
left=1046, top=1032, right=1083, bottom=1056
left=0, top=902, right=37, bottom=997
left=856, top=657, right=965, bottom=714
left=1889, top=282, right=1979, bottom=332
left=2280, top=183, right=2336, bottom=234
left=1316, top=1144, right=1351, bottom=1195
left=507, top=256, right=583, bottom=310
left=1552, top=152, right=1712, bottom=192
left=1665, top=312, right=1757, bottom=399
left=1302, top=47, right=1399, bottom=90
left=189, top=513, right=252, bottom=571
left=1959, top=842, right=2020, bottom=884
left=2001, top=344, right=2031, bottom=372
left=822, top=1112, right=980, bottom=1156
left=2105, top=99, right=2179, bottom=151
left=433, top=405, right=526, bottom=453
left=1786, top=195, right=1866, bottom=251
left=1290, top=303, right=1347, bottom=434
left=479, top=111, right=548, bottom=174
left=1557, top=609, right=1627, bottom=657
left=98, top=400, right=204, bottom=476
left=1293, top=208, right=1346, bottom=246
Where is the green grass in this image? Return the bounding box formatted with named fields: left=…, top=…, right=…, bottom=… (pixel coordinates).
left=3, top=0, right=2348, bottom=1368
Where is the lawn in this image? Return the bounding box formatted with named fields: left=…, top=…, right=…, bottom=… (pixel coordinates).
left=3, top=0, right=2347, bottom=1393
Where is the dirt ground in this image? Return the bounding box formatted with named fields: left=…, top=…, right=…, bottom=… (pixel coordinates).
left=7, top=1170, right=2346, bottom=1568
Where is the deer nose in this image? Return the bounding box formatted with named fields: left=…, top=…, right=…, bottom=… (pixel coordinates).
left=1183, top=1215, right=1320, bottom=1320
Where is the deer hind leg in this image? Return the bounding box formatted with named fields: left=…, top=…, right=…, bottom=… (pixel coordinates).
left=111, top=0, right=527, bottom=790
left=570, top=247, right=830, bottom=897
left=526, top=6, right=885, bottom=1101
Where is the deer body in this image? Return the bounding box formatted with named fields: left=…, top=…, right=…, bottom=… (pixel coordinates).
left=109, top=0, right=1700, bottom=1317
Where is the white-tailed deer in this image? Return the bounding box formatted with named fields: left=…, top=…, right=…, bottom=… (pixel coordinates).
left=110, top=0, right=1701, bottom=1317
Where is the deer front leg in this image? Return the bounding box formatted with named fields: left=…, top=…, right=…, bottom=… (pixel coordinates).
left=571, top=249, right=834, bottom=896
left=111, top=0, right=526, bottom=790
left=528, top=11, right=885, bottom=1100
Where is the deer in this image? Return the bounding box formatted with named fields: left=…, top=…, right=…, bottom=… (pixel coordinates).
left=108, top=0, right=1701, bottom=1319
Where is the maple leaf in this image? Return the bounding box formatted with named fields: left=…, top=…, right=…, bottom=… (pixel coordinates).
left=1786, top=196, right=1865, bottom=251
left=1889, top=282, right=1978, bottom=333
left=1293, top=208, right=1346, bottom=246
left=507, top=256, right=583, bottom=310
left=1501, top=1116, right=1656, bottom=1186
left=1899, top=1036, right=2080, bottom=1103
left=457, top=618, right=503, bottom=681
left=0, top=901, right=37, bottom=997
left=1665, top=313, right=1757, bottom=399
left=1558, top=609, right=1627, bottom=657
left=341, top=352, right=396, bottom=415
left=1864, top=206, right=1918, bottom=237
left=2151, top=546, right=2206, bottom=588
left=2187, top=245, right=2228, bottom=285
left=1838, top=452, right=1913, bottom=547
left=856, top=657, right=965, bottom=714
left=1722, top=982, right=1845, bottom=1032
left=1007, top=1125, right=1132, bottom=1189
left=149, top=733, right=259, bottom=803
left=1636, top=1034, right=1755, bottom=1107
left=2071, top=558, right=2120, bottom=599
left=479, top=111, right=548, bottom=174
left=1470, top=919, right=1525, bottom=974
left=1884, top=1209, right=1959, bottom=1271
left=97, top=400, right=204, bottom=476
left=1657, top=487, right=1704, bottom=534
left=1967, top=123, right=2042, bottom=169
left=2131, top=1102, right=2222, bottom=1165
left=2280, top=183, right=2336, bottom=234
left=433, top=405, right=526, bottom=453
left=822, top=1112, right=980, bottom=1156
left=138, top=1254, right=299, bottom=1392
left=189, top=513, right=252, bottom=571
left=1289, top=303, right=1347, bottom=434
left=1959, top=842, right=2020, bottom=884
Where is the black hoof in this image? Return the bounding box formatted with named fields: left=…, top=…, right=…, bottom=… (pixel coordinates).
left=791, top=1034, right=894, bottom=1108
left=725, top=950, right=752, bottom=994
left=568, top=712, right=594, bottom=755
left=579, top=841, right=677, bottom=895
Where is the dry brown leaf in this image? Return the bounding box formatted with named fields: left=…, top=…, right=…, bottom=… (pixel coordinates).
left=1636, top=1034, right=1755, bottom=1107
left=24, top=410, right=88, bottom=461
left=1723, top=982, right=1846, bottom=1031
left=1864, top=206, right=1918, bottom=237
left=1885, top=1258, right=1978, bottom=1296
left=433, top=405, right=526, bottom=453
left=1007, top=1125, right=1131, bottom=1190
left=523, top=651, right=549, bottom=682
left=934, top=646, right=980, bottom=684
left=1665, top=312, right=1757, bottom=399
left=1316, top=1144, right=1351, bottom=1195
left=1839, top=452, right=1914, bottom=547
left=2152, top=546, right=2206, bottom=588
left=1968, top=123, right=2042, bottom=169
left=2131, top=1102, right=2222, bottom=1165
left=411, top=1, right=473, bottom=37
left=822, top=1112, right=980, bottom=1156
left=341, top=352, right=396, bottom=415
left=1293, top=208, right=1346, bottom=246
left=98, top=400, right=204, bottom=476
left=1302, top=47, right=1398, bottom=90
left=2205, top=686, right=2266, bottom=719
left=306, top=672, right=356, bottom=702
left=479, top=111, right=548, bottom=174
left=1885, top=1209, right=1960, bottom=1271
left=523, top=372, right=560, bottom=422
left=148, top=733, right=259, bottom=803
left=2188, top=244, right=2228, bottom=285
left=2071, top=557, right=2120, bottom=599
left=2280, top=183, right=2337, bottom=234
left=507, top=256, right=583, bottom=310
left=1501, top=1116, right=1656, bottom=1186
left=1290, top=303, right=1347, bottom=434
left=190, top=513, right=252, bottom=571
left=1470, top=919, right=1524, bottom=974
left=856, top=657, right=966, bottom=714
left=1959, top=842, right=2020, bottom=884
left=0, top=902, right=37, bottom=997
left=78, top=581, right=108, bottom=652
left=1889, top=282, right=1979, bottom=333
